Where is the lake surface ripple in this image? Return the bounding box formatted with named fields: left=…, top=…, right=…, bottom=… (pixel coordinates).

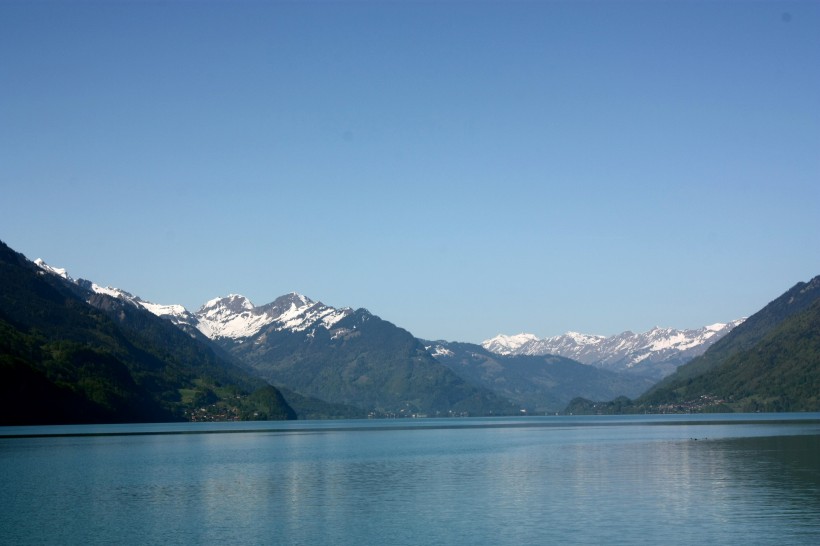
left=2, top=414, right=820, bottom=545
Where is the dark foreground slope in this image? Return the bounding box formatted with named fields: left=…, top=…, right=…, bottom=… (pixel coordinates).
left=639, top=296, right=820, bottom=412
left=0, top=240, right=295, bottom=424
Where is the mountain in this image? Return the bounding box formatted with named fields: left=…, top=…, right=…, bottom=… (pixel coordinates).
left=636, top=275, right=820, bottom=412
left=567, top=275, right=820, bottom=414
left=29, top=259, right=366, bottom=420
left=196, top=296, right=517, bottom=417
left=481, top=333, right=541, bottom=355
left=27, top=257, right=517, bottom=418
left=482, top=321, right=744, bottom=380
left=34, top=257, right=208, bottom=335
left=0, top=241, right=296, bottom=424
left=193, top=292, right=352, bottom=340
left=426, top=340, right=655, bottom=414
left=24, top=241, right=811, bottom=419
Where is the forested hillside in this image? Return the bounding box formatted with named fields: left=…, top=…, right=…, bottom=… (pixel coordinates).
left=0, top=240, right=295, bottom=424
left=566, top=275, right=820, bottom=414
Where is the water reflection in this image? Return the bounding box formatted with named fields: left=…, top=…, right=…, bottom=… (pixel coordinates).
left=2, top=418, right=820, bottom=545
left=698, top=435, right=820, bottom=539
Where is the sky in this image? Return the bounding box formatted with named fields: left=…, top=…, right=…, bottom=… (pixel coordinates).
left=1, top=0, right=818, bottom=343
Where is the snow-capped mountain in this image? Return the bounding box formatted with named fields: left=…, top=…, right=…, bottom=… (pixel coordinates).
left=30, top=257, right=512, bottom=416
left=424, top=339, right=656, bottom=413
left=193, top=293, right=352, bottom=340
left=32, top=257, right=741, bottom=382
left=33, top=259, right=353, bottom=341
left=34, top=259, right=201, bottom=329
left=481, top=333, right=541, bottom=355
left=33, top=258, right=72, bottom=280
left=482, top=321, right=745, bottom=380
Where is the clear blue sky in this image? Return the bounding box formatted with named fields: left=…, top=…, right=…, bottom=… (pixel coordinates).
left=2, top=1, right=818, bottom=343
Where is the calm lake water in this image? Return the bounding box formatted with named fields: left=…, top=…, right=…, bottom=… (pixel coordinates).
left=2, top=414, right=820, bottom=545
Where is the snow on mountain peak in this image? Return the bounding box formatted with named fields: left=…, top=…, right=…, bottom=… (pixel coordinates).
left=194, top=294, right=267, bottom=339
left=138, top=301, right=190, bottom=318
left=192, top=291, right=353, bottom=340
left=263, top=293, right=352, bottom=333
left=562, top=331, right=606, bottom=345
left=200, top=294, right=255, bottom=313
left=89, top=283, right=138, bottom=302
left=35, top=258, right=135, bottom=305
left=705, top=322, right=731, bottom=332
left=481, top=333, right=540, bottom=355
left=31, top=256, right=352, bottom=341
left=31, top=254, right=748, bottom=378
left=34, top=258, right=72, bottom=281
left=34, top=257, right=198, bottom=326
left=482, top=319, right=746, bottom=378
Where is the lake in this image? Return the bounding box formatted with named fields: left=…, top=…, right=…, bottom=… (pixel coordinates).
left=2, top=414, right=820, bottom=545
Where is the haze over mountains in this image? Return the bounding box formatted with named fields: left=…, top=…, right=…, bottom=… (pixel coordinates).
left=5, top=238, right=817, bottom=423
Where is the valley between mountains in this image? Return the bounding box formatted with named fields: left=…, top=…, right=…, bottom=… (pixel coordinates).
left=2, top=238, right=818, bottom=424
left=31, top=254, right=742, bottom=414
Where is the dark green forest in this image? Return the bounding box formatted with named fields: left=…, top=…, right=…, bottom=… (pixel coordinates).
left=0, top=240, right=295, bottom=424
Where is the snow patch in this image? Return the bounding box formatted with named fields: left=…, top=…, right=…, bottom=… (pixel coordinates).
left=34, top=258, right=72, bottom=281
left=139, top=301, right=190, bottom=317
left=483, top=319, right=746, bottom=374
left=481, top=333, right=540, bottom=355
left=193, top=292, right=354, bottom=340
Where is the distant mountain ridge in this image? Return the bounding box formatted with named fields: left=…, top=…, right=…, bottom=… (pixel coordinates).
left=425, top=340, right=655, bottom=413
left=482, top=321, right=744, bottom=380
left=34, top=257, right=740, bottom=382
left=32, top=258, right=645, bottom=416
left=35, top=254, right=799, bottom=418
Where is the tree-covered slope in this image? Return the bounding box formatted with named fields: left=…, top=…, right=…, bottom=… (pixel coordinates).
left=639, top=296, right=820, bottom=412
left=0, top=240, right=295, bottom=424
left=217, top=309, right=518, bottom=417
left=567, top=275, right=820, bottom=414
left=645, top=275, right=820, bottom=396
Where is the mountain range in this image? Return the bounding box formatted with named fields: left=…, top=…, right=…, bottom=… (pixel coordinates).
left=193, top=294, right=519, bottom=417
left=5, top=238, right=817, bottom=422
left=31, top=256, right=667, bottom=415
left=425, top=340, right=655, bottom=413
left=482, top=321, right=744, bottom=380
left=567, top=274, right=820, bottom=414
left=27, top=255, right=519, bottom=418
left=41, top=252, right=742, bottom=384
